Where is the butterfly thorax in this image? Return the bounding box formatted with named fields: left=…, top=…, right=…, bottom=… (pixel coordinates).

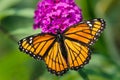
left=57, top=32, right=63, bottom=41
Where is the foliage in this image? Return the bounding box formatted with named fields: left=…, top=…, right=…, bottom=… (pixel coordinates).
left=0, top=0, right=120, bottom=80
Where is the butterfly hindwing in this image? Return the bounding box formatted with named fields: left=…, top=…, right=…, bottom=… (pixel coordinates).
left=18, top=33, right=55, bottom=60
left=64, top=18, right=105, bottom=45
left=44, top=41, right=68, bottom=75
left=64, top=38, right=91, bottom=70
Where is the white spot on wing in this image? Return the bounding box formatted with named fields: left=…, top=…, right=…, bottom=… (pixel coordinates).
left=98, top=30, right=101, bottom=32
left=29, top=40, right=32, bottom=44
left=29, top=52, right=32, bottom=54
left=33, top=55, right=35, bottom=57
left=88, top=24, right=92, bottom=27
left=94, top=19, right=98, bottom=21
left=23, top=39, right=26, bottom=41
left=87, top=21, right=90, bottom=24
left=30, top=37, right=33, bottom=40
left=26, top=50, right=28, bottom=52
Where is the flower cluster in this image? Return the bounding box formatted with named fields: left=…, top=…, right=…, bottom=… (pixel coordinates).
left=33, top=0, right=82, bottom=34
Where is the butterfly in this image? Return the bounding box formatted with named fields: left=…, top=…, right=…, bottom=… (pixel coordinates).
left=18, top=18, right=105, bottom=76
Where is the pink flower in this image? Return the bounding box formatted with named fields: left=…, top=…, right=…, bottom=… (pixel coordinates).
left=33, top=0, right=83, bottom=34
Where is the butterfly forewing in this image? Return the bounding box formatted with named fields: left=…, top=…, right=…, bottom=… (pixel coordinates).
left=18, top=34, right=55, bottom=60
left=64, top=18, right=105, bottom=45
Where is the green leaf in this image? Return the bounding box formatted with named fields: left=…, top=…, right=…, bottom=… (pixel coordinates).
left=0, top=0, right=21, bottom=11
left=0, top=8, right=34, bottom=20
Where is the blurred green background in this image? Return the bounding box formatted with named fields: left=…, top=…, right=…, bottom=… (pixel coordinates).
left=0, top=0, right=120, bottom=80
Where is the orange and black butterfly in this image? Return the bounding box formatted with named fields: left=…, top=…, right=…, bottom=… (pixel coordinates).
left=18, top=18, right=105, bottom=76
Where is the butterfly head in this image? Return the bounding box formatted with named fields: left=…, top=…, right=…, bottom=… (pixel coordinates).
left=56, top=29, right=62, bottom=34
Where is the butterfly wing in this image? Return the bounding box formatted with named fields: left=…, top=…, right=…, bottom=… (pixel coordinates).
left=44, top=41, right=68, bottom=75
left=18, top=33, right=56, bottom=60
left=64, top=39, right=90, bottom=70
left=18, top=33, right=68, bottom=75
left=64, top=18, right=105, bottom=45
left=64, top=18, right=105, bottom=70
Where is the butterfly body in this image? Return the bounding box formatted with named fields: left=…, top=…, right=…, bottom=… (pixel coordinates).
left=55, top=32, right=68, bottom=62
left=18, top=18, right=105, bottom=76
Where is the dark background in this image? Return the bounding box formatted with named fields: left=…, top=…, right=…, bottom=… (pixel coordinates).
left=0, top=0, right=120, bottom=80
